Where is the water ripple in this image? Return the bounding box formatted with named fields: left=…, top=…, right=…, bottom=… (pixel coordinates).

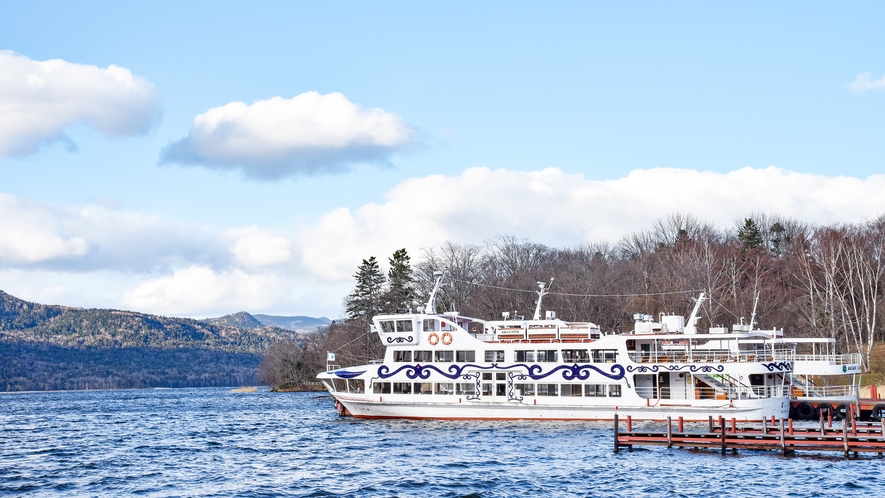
left=1, top=388, right=883, bottom=496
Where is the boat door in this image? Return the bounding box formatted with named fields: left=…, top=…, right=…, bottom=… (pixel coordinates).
left=669, top=372, right=689, bottom=400
left=480, top=372, right=508, bottom=401
left=658, top=373, right=671, bottom=399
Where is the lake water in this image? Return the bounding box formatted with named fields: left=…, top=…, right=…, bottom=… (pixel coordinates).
left=1, top=388, right=882, bottom=497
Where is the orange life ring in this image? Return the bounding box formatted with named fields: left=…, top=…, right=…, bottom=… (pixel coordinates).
left=441, top=332, right=453, bottom=345
left=428, top=333, right=439, bottom=345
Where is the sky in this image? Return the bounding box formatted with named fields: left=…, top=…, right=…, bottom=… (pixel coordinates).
left=1, top=1, right=884, bottom=319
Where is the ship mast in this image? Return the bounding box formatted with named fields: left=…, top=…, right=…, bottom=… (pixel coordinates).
left=424, top=270, right=446, bottom=315
left=532, top=278, right=553, bottom=320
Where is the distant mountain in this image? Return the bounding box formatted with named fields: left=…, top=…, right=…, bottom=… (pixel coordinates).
left=252, top=314, right=331, bottom=332
left=0, top=290, right=304, bottom=392
left=201, top=311, right=264, bottom=329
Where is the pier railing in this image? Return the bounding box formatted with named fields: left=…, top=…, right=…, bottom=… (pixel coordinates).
left=613, top=411, right=885, bottom=459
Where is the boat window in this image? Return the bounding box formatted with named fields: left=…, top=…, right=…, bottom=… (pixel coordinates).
left=537, top=350, right=558, bottom=362
left=332, top=379, right=346, bottom=392
left=440, top=320, right=454, bottom=331
left=484, top=350, right=505, bottom=362
left=592, top=349, right=618, bottom=363
left=423, top=319, right=436, bottom=331
left=496, top=372, right=506, bottom=381
left=609, top=384, right=622, bottom=397
left=394, top=350, right=412, bottom=362
left=456, top=350, right=476, bottom=362
left=347, top=379, right=365, bottom=393
left=380, top=320, right=395, bottom=333
left=537, top=384, right=559, bottom=396
left=482, top=372, right=493, bottom=380
left=413, top=382, right=433, bottom=394
left=392, top=382, right=412, bottom=394
left=373, top=382, right=391, bottom=394
left=395, top=320, right=413, bottom=332
left=584, top=384, right=605, bottom=397
left=435, top=383, right=454, bottom=394
left=482, top=382, right=493, bottom=396
left=515, top=383, right=535, bottom=396
left=455, top=383, right=475, bottom=395
left=561, top=384, right=582, bottom=397
left=515, top=350, right=536, bottom=362
left=562, top=349, right=590, bottom=363
left=435, top=350, right=454, bottom=362
left=414, top=350, right=432, bottom=362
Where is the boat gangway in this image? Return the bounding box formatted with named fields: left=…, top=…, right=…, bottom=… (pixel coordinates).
left=613, top=412, right=885, bottom=459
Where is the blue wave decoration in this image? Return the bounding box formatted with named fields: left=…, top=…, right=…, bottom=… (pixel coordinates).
left=763, top=361, right=793, bottom=372
left=385, top=336, right=414, bottom=344
left=626, top=364, right=726, bottom=374
left=376, top=363, right=625, bottom=381
left=333, top=370, right=367, bottom=379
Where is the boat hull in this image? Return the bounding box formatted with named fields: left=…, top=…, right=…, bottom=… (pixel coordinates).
left=336, top=396, right=790, bottom=423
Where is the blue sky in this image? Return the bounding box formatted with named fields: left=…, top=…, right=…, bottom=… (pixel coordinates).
left=1, top=1, right=884, bottom=318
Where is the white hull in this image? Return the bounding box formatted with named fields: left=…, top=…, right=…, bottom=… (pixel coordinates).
left=337, top=395, right=789, bottom=422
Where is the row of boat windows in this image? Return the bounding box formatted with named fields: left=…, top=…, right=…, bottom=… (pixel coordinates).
left=392, top=349, right=619, bottom=363
left=370, top=381, right=622, bottom=397
left=379, top=319, right=457, bottom=333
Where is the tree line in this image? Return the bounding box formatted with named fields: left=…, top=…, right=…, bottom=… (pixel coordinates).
left=259, top=212, right=885, bottom=390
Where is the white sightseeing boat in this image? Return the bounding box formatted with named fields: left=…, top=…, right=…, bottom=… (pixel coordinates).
left=319, top=274, right=797, bottom=422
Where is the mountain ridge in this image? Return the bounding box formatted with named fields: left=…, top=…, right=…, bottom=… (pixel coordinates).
left=0, top=290, right=326, bottom=391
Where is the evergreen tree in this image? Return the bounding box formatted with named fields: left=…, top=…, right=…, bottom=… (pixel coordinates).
left=344, top=257, right=386, bottom=325
left=737, top=218, right=763, bottom=251
left=770, top=222, right=786, bottom=257
left=385, top=248, right=415, bottom=313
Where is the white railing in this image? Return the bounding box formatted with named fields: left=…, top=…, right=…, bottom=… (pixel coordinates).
left=628, top=349, right=794, bottom=364
left=635, top=385, right=791, bottom=401
left=792, top=384, right=859, bottom=398
left=793, top=353, right=862, bottom=365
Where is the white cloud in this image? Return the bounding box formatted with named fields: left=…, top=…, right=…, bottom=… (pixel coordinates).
left=0, top=50, right=161, bottom=157
left=0, top=193, right=217, bottom=271
left=228, top=227, right=292, bottom=267
left=160, top=91, right=416, bottom=179
left=122, top=265, right=291, bottom=317
left=292, top=166, right=885, bottom=281
left=2, top=167, right=885, bottom=318
left=847, top=72, right=885, bottom=94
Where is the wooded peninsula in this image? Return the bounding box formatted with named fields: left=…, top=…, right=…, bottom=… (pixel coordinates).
left=260, top=213, right=885, bottom=391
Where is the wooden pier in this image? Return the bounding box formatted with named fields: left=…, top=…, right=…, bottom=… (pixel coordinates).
left=613, top=412, right=885, bottom=458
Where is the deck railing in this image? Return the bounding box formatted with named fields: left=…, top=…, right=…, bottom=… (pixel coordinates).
left=636, top=385, right=791, bottom=401
left=628, top=349, right=795, bottom=364
left=793, top=353, right=862, bottom=366
left=792, top=384, right=859, bottom=398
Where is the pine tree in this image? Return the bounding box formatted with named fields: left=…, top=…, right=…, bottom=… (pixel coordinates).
left=385, top=248, right=415, bottom=313
left=737, top=218, right=763, bottom=251
left=770, top=222, right=786, bottom=257
left=344, top=257, right=386, bottom=325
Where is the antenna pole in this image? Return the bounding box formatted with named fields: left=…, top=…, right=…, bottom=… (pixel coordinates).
left=532, top=278, right=553, bottom=320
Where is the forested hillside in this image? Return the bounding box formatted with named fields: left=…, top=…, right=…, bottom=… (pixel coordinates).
left=0, top=291, right=304, bottom=391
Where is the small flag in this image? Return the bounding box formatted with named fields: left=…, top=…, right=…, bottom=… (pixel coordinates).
left=327, top=352, right=336, bottom=361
